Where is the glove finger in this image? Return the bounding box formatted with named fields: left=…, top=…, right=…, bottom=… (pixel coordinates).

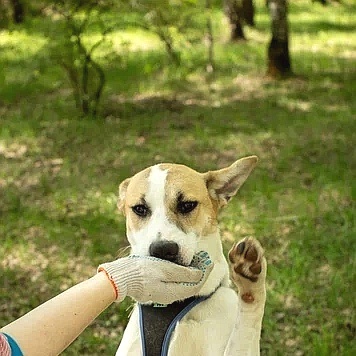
left=129, top=251, right=212, bottom=270
left=157, top=261, right=205, bottom=283
left=190, top=251, right=213, bottom=270
left=129, top=255, right=206, bottom=283
left=163, top=259, right=214, bottom=285
left=166, top=261, right=214, bottom=302
left=129, top=253, right=213, bottom=283
left=161, top=251, right=213, bottom=283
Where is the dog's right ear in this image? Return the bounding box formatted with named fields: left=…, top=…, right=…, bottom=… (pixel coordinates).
left=203, top=156, right=258, bottom=209
left=117, top=178, right=131, bottom=214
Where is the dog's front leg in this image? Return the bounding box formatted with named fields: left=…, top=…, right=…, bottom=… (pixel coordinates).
left=224, top=237, right=267, bottom=356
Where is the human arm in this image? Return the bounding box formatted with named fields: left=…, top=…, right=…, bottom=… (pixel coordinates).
left=1, top=271, right=115, bottom=355
left=1, top=252, right=213, bottom=355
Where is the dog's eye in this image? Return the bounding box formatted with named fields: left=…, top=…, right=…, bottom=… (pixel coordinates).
left=177, top=201, right=198, bottom=215
left=132, top=204, right=150, bottom=217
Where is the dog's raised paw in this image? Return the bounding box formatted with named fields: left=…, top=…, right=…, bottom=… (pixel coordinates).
left=228, top=237, right=264, bottom=283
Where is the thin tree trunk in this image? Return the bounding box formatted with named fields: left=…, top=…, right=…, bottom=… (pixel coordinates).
left=313, top=0, right=327, bottom=5
left=206, top=0, right=214, bottom=72
left=10, top=0, right=24, bottom=23
left=224, top=0, right=246, bottom=41
left=243, top=0, right=255, bottom=27
left=267, top=0, right=292, bottom=77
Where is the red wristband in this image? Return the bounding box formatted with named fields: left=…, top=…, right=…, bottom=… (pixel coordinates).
left=98, top=268, right=119, bottom=299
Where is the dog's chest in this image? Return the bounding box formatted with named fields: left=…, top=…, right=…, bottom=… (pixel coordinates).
left=116, top=287, right=239, bottom=356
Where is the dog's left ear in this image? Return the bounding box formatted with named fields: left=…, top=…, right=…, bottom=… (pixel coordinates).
left=117, top=178, right=131, bottom=214
left=203, top=156, right=258, bottom=208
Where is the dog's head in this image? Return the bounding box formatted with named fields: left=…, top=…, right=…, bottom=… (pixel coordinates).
left=118, top=156, right=258, bottom=293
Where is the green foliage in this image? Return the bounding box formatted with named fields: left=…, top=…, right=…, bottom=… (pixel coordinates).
left=26, top=0, right=214, bottom=116
left=46, top=1, right=118, bottom=117
left=121, top=0, right=208, bottom=64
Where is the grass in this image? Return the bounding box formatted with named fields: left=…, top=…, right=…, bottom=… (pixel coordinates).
left=1, top=0, right=355, bottom=354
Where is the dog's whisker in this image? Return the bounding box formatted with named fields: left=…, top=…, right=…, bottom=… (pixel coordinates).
left=116, top=245, right=131, bottom=258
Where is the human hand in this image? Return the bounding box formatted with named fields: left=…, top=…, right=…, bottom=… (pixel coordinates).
left=98, top=251, right=213, bottom=304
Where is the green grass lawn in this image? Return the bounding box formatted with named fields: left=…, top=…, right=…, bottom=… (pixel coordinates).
left=1, top=0, right=355, bottom=354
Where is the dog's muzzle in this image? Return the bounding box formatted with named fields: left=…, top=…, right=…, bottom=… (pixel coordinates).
left=149, top=240, right=179, bottom=263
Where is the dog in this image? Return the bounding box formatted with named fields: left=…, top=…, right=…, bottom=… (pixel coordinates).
left=116, top=156, right=267, bottom=356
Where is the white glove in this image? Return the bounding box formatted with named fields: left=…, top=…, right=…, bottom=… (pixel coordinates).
left=97, top=251, right=213, bottom=304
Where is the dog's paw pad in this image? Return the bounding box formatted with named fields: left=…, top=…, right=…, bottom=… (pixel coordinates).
left=228, top=237, right=264, bottom=283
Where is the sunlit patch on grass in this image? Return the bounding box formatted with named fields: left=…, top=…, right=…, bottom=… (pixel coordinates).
left=1, top=238, right=94, bottom=296
left=0, top=30, right=48, bottom=59
left=0, top=142, right=28, bottom=159
left=110, top=29, right=162, bottom=52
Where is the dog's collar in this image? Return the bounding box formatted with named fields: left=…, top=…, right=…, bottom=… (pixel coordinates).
left=138, top=289, right=218, bottom=356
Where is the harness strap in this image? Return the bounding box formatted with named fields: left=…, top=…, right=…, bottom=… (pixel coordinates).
left=139, top=295, right=211, bottom=356
left=160, top=296, right=210, bottom=356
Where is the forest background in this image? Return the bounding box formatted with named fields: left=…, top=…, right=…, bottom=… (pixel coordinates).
left=0, top=0, right=355, bottom=354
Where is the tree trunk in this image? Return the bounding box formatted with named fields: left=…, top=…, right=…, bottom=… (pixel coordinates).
left=313, top=0, right=327, bottom=5
left=10, top=0, right=24, bottom=23
left=243, top=0, right=255, bottom=27
left=224, top=0, right=246, bottom=41
left=267, top=0, right=292, bottom=77
left=206, top=0, right=215, bottom=72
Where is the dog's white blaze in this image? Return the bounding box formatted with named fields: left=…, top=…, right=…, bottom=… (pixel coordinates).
left=128, top=164, right=197, bottom=265
left=146, top=164, right=167, bottom=213
left=128, top=165, right=168, bottom=255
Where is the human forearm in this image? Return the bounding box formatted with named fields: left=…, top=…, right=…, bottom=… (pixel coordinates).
left=1, top=272, right=115, bottom=355
left=0, top=252, right=213, bottom=355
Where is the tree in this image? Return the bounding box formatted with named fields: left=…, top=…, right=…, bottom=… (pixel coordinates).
left=10, top=0, right=24, bottom=23
left=266, top=0, right=292, bottom=77
left=0, top=0, right=25, bottom=26
left=242, top=0, right=255, bottom=27
left=125, top=0, right=204, bottom=65
left=224, top=0, right=255, bottom=41
left=206, top=0, right=215, bottom=72
left=50, top=1, right=115, bottom=117
left=224, top=0, right=246, bottom=41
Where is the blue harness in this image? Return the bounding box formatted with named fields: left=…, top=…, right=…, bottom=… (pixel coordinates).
left=138, top=295, right=211, bottom=356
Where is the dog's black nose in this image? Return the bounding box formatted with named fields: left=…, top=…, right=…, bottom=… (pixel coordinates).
left=149, top=241, right=179, bottom=262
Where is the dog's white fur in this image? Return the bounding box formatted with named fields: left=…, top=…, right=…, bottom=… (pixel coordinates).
left=116, top=157, right=266, bottom=355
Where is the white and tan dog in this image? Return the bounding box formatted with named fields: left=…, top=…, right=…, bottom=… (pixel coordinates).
left=116, top=156, right=267, bottom=356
